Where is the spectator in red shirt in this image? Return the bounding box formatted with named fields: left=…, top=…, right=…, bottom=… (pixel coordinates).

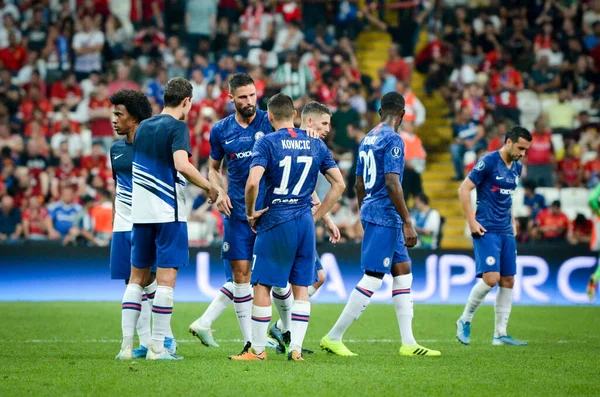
left=534, top=22, right=553, bottom=53
left=107, top=65, right=139, bottom=97
left=51, top=154, right=84, bottom=200
left=88, top=82, right=113, bottom=139
left=535, top=200, right=569, bottom=242
left=190, top=107, right=216, bottom=168
left=18, top=84, right=52, bottom=122
left=22, top=195, right=49, bottom=240
left=556, top=142, right=583, bottom=188
left=567, top=213, right=593, bottom=246
left=25, top=108, right=50, bottom=137
left=52, top=105, right=81, bottom=136
left=489, top=60, right=523, bottom=124
left=81, top=142, right=108, bottom=176
left=50, top=72, right=82, bottom=111
left=385, top=44, right=410, bottom=83
left=0, top=32, right=27, bottom=72
left=526, top=117, right=555, bottom=187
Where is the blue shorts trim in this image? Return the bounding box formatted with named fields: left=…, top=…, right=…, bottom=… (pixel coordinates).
left=222, top=218, right=256, bottom=261
left=360, top=221, right=411, bottom=274
left=473, top=232, right=517, bottom=277
left=251, top=212, right=317, bottom=288
left=131, top=222, right=189, bottom=269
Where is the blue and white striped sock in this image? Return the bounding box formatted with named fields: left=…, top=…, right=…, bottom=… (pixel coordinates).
left=121, top=283, right=143, bottom=350
left=290, top=300, right=310, bottom=353
left=151, top=286, right=174, bottom=354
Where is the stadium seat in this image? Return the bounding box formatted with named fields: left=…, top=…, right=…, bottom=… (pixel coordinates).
left=517, top=90, right=542, bottom=131
left=560, top=188, right=591, bottom=220
left=551, top=133, right=564, bottom=158
left=512, top=188, right=529, bottom=218
left=537, top=187, right=560, bottom=204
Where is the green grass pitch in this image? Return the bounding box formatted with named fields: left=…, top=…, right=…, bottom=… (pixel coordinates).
left=1, top=302, right=599, bottom=396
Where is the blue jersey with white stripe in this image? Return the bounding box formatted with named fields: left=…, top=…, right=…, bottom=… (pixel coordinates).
left=110, top=138, right=134, bottom=232
left=356, top=123, right=405, bottom=229
left=209, top=109, right=272, bottom=220
left=132, top=114, right=190, bottom=224
left=250, top=127, right=337, bottom=233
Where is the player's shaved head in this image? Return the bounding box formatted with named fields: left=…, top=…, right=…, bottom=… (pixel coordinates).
left=301, top=101, right=331, bottom=123
left=380, top=91, right=405, bottom=116
left=267, top=93, right=295, bottom=121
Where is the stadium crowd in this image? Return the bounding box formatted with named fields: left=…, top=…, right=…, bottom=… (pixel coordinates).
left=0, top=0, right=598, bottom=248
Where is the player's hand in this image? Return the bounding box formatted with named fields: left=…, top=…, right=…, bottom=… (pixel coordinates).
left=206, top=186, right=219, bottom=205
left=469, top=219, right=487, bottom=237
left=247, top=207, right=269, bottom=233
left=305, top=127, right=321, bottom=139
left=324, top=217, right=341, bottom=244
left=214, top=191, right=232, bottom=216
left=403, top=222, right=418, bottom=248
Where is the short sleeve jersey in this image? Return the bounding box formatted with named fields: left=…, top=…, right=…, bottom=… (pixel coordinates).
left=132, top=114, right=191, bottom=224
left=468, top=151, right=522, bottom=235
left=250, top=127, right=337, bottom=233
left=110, top=139, right=134, bottom=232
left=209, top=109, right=273, bottom=220
left=356, top=123, right=405, bottom=228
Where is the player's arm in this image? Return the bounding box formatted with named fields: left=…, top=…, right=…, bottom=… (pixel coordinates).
left=355, top=176, right=366, bottom=210
left=245, top=166, right=268, bottom=232
left=311, top=190, right=341, bottom=243
left=173, top=150, right=216, bottom=201
left=589, top=184, right=600, bottom=216
left=208, top=125, right=233, bottom=216
left=385, top=173, right=417, bottom=247
left=314, top=167, right=345, bottom=223
left=458, top=177, right=487, bottom=236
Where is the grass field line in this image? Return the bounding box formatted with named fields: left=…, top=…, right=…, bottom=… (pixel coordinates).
left=0, top=338, right=578, bottom=344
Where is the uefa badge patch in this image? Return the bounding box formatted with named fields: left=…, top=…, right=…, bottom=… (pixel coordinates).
left=255, top=131, right=265, bottom=140
left=475, top=160, right=485, bottom=171
left=223, top=242, right=230, bottom=252
left=391, top=147, right=401, bottom=158
left=486, top=256, right=496, bottom=266
left=383, top=257, right=391, bottom=268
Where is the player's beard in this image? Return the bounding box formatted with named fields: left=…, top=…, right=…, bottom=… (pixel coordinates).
left=236, top=103, right=256, bottom=119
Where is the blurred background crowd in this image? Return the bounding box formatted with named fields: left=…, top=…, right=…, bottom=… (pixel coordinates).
left=0, top=0, right=598, bottom=249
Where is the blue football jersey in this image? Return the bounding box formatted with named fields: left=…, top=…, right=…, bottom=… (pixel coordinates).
left=250, top=127, right=337, bottom=233
left=468, top=151, right=522, bottom=235
left=110, top=139, right=134, bottom=232
left=132, top=114, right=191, bottom=224
left=209, top=109, right=273, bottom=220
left=356, top=123, right=405, bottom=228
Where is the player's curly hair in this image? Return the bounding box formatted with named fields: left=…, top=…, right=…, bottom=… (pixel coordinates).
left=109, top=89, right=152, bottom=123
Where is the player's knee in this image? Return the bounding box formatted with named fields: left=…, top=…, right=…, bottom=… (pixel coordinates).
left=482, top=272, right=500, bottom=287
left=156, top=268, right=177, bottom=287
left=391, top=261, right=411, bottom=276
left=499, top=276, right=514, bottom=288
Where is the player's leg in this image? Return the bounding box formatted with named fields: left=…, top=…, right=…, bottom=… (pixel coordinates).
left=309, top=255, right=326, bottom=298
left=145, top=222, right=188, bottom=360
left=223, top=219, right=256, bottom=352
left=321, top=222, right=392, bottom=356
left=492, top=235, right=527, bottom=346
left=116, top=227, right=154, bottom=360
left=288, top=216, right=317, bottom=361
left=587, top=220, right=600, bottom=299
left=231, top=220, right=297, bottom=361
left=133, top=273, right=156, bottom=358
left=457, top=233, right=499, bottom=345
left=189, top=260, right=234, bottom=348
left=390, top=251, right=440, bottom=357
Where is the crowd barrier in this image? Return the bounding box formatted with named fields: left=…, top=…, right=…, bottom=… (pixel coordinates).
left=1, top=243, right=597, bottom=305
